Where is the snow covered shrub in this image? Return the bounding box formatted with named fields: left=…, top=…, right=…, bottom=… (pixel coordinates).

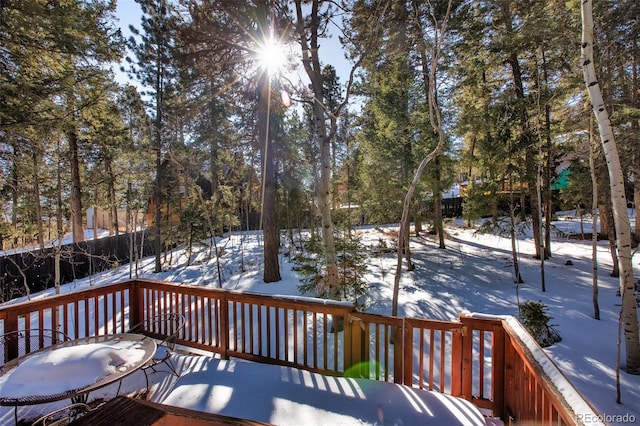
left=519, top=300, right=562, bottom=347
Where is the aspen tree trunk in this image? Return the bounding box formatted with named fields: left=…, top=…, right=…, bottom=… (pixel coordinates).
left=294, top=0, right=339, bottom=298
left=588, top=116, right=600, bottom=320
left=582, top=0, right=640, bottom=374
left=433, top=158, right=445, bottom=249
left=294, top=0, right=389, bottom=299
left=393, top=0, right=453, bottom=317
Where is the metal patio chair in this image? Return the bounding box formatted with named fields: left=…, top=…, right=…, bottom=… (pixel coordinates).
left=0, top=328, right=71, bottom=424
left=128, top=313, right=186, bottom=392
left=0, top=328, right=70, bottom=367
left=31, top=402, right=92, bottom=426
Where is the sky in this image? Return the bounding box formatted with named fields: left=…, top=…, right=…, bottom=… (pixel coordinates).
left=1, top=213, right=637, bottom=425
left=113, top=0, right=141, bottom=86
left=113, top=0, right=354, bottom=94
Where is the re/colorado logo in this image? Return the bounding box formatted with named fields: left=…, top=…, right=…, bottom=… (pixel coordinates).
left=577, top=413, right=636, bottom=424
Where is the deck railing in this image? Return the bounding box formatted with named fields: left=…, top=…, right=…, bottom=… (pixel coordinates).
left=0, top=279, right=601, bottom=425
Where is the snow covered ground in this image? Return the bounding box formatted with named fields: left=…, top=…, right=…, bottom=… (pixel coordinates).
left=1, top=212, right=639, bottom=425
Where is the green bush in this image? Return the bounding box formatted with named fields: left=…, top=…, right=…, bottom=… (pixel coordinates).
left=519, top=300, right=562, bottom=348
left=294, top=232, right=369, bottom=308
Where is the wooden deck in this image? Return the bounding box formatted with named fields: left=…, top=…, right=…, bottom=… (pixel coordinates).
left=0, top=279, right=602, bottom=425
left=71, top=396, right=273, bottom=425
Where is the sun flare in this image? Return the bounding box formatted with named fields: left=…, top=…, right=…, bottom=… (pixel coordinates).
left=256, top=37, right=287, bottom=75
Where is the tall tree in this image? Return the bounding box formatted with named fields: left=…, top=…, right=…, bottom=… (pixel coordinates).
left=355, top=1, right=415, bottom=234
left=392, top=0, right=454, bottom=317
left=254, top=1, right=286, bottom=283
left=128, top=0, right=178, bottom=273
left=293, top=0, right=340, bottom=297
left=178, top=0, right=292, bottom=283
left=293, top=0, right=390, bottom=298
left=1, top=0, right=123, bottom=244
left=581, top=0, right=640, bottom=375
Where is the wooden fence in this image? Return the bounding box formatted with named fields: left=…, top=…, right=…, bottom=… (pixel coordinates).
left=0, top=231, right=154, bottom=301
left=0, top=279, right=602, bottom=425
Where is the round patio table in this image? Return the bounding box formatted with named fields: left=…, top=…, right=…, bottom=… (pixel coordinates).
left=0, top=333, right=156, bottom=423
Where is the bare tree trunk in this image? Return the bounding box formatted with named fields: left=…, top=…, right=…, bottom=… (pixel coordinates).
left=589, top=115, right=600, bottom=320
left=153, top=87, right=163, bottom=273
left=414, top=9, right=445, bottom=251
left=433, top=158, right=445, bottom=249
left=393, top=0, right=453, bottom=317
left=10, top=142, right=19, bottom=249
left=32, top=151, right=45, bottom=250
left=294, top=0, right=338, bottom=297
left=93, top=201, right=98, bottom=239
left=105, top=156, right=119, bottom=236
left=413, top=202, right=422, bottom=236
left=634, top=147, right=640, bottom=245
left=531, top=183, right=543, bottom=260
left=509, top=182, right=524, bottom=284
left=257, top=64, right=281, bottom=283
left=601, top=201, right=619, bottom=277
left=633, top=39, right=640, bottom=246
left=536, top=161, right=545, bottom=291
left=55, top=148, right=64, bottom=295
left=68, top=128, right=84, bottom=243
left=542, top=48, right=553, bottom=259
left=403, top=219, right=413, bottom=271
left=582, top=0, right=640, bottom=374
left=294, top=0, right=390, bottom=299
left=533, top=55, right=546, bottom=290
left=128, top=182, right=134, bottom=280
left=6, top=257, right=30, bottom=300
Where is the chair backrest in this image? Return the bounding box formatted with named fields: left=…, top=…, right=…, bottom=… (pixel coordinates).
left=128, top=313, right=185, bottom=349
left=31, top=402, right=92, bottom=426
left=0, top=329, right=70, bottom=368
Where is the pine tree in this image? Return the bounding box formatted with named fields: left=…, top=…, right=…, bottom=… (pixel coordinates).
left=128, top=0, right=179, bottom=272
left=1, top=0, right=123, bottom=246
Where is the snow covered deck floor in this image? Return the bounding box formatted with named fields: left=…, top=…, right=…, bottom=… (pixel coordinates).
left=150, top=352, right=495, bottom=426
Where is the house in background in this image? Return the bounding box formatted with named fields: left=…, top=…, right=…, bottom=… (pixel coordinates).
left=86, top=206, right=129, bottom=234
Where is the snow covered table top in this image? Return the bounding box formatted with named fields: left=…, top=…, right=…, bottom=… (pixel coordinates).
left=0, top=333, right=156, bottom=406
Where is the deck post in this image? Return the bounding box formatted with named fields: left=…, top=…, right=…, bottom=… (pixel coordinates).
left=459, top=314, right=473, bottom=401
left=451, top=323, right=464, bottom=397
left=353, top=318, right=365, bottom=377
left=220, top=292, right=229, bottom=360
left=400, top=319, right=411, bottom=385
left=129, top=281, right=142, bottom=329
left=345, top=314, right=366, bottom=377
left=4, top=310, right=19, bottom=361
left=492, top=321, right=506, bottom=419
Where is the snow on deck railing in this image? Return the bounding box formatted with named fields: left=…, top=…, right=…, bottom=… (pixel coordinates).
left=461, top=312, right=605, bottom=426
left=0, top=280, right=605, bottom=425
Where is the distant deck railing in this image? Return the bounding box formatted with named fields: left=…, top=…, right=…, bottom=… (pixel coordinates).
left=0, top=279, right=602, bottom=425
